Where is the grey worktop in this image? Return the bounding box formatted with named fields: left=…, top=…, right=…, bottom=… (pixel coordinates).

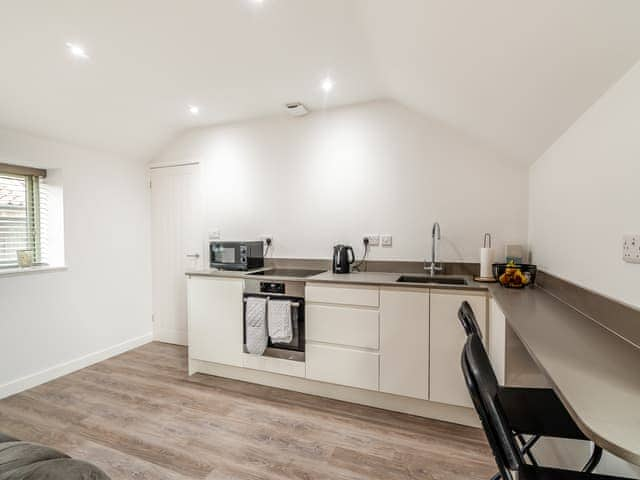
left=186, top=268, right=489, bottom=291
left=186, top=267, right=269, bottom=279
left=490, top=285, right=640, bottom=466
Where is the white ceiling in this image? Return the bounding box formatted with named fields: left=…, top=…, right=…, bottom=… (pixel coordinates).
left=359, top=0, right=640, bottom=162
left=1, top=0, right=639, bottom=163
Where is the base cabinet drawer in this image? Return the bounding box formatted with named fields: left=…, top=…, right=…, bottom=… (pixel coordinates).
left=305, top=344, right=379, bottom=391
left=306, top=283, right=379, bottom=307
left=306, top=304, right=379, bottom=349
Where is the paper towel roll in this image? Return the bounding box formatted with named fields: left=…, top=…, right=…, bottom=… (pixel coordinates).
left=480, top=247, right=493, bottom=278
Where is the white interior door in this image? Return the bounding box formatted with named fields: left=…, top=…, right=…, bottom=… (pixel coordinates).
left=151, top=163, right=203, bottom=345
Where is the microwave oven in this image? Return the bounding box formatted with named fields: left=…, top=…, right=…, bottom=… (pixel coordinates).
left=209, top=241, right=264, bottom=271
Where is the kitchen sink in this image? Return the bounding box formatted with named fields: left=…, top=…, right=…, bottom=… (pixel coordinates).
left=396, top=275, right=467, bottom=285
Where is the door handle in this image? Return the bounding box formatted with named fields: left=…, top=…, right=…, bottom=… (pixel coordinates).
left=186, top=253, right=200, bottom=258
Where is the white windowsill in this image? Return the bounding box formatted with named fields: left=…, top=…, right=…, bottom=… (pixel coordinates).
left=0, top=265, right=67, bottom=278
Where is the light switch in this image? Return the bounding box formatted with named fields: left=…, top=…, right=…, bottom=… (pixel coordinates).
left=623, top=234, right=640, bottom=264
left=381, top=234, right=393, bottom=247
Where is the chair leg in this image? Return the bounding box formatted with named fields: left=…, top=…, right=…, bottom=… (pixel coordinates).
left=582, top=445, right=603, bottom=473
left=516, top=434, right=540, bottom=467
left=490, top=473, right=501, bottom=480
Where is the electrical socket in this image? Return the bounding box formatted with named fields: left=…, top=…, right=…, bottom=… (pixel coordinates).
left=381, top=234, right=393, bottom=247
left=623, top=234, right=640, bottom=264
left=208, top=228, right=220, bottom=240
left=365, top=234, right=380, bottom=246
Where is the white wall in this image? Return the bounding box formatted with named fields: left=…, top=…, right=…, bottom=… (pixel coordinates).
left=0, top=127, right=152, bottom=397
left=156, top=100, right=529, bottom=263
left=529, top=60, right=640, bottom=477
left=530, top=60, right=640, bottom=310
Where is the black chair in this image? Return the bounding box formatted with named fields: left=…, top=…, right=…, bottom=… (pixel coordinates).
left=462, top=334, right=630, bottom=480
left=458, top=300, right=484, bottom=338
left=457, top=302, right=603, bottom=478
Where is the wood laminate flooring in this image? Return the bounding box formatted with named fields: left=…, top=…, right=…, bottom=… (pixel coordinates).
left=0, top=342, right=495, bottom=479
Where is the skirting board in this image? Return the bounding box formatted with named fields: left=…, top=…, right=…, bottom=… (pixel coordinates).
left=153, top=327, right=187, bottom=346
left=190, top=358, right=480, bottom=428
left=0, top=333, right=153, bottom=399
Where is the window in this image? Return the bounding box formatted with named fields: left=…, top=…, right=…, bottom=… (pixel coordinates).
left=0, top=165, right=48, bottom=268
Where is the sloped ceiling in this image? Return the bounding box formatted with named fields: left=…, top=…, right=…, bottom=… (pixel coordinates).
left=0, top=0, right=639, bottom=163
left=359, top=0, right=640, bottom=162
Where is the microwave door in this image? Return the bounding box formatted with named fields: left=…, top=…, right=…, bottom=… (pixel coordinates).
left=214, top=246, right=236, bottom=264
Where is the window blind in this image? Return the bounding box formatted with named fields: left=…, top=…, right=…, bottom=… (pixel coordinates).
left=0, top=173, right=47, bottom=267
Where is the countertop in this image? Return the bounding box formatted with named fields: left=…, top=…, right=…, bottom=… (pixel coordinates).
left=490, top=284, right=640, bottom=466
left=186, top=268, right=489, bottom=291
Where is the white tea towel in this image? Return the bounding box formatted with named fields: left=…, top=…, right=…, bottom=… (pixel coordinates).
left=267, top=299, right=292, bottom=344
left=245, top=297, right=268, bottom=355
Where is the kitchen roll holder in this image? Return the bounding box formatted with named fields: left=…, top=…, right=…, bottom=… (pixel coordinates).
left=474, top=233, right=497, bottom=283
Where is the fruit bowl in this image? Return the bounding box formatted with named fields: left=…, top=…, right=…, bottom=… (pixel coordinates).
left=492, top=263, right=537, bottom=288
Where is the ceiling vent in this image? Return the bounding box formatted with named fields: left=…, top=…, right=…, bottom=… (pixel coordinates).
left=285, top=102, right=309, bottom=117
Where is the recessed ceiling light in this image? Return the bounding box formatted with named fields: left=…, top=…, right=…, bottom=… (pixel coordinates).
left=65, top=42, right=89, bottom=59
left=321, top=77, right=334, bottom=93
left=188, top=105, right=200, bottom=115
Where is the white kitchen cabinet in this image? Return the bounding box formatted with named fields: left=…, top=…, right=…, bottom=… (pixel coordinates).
left=379, top=288, right=429, bottom=400
left=306, top=343, right=379, bottom=391
left=429, top=290, right=487, bottom=407
left=187, top=276, right=244, bottom=367
left=306, top=304, right=379, bottom=349
left=305, top=282, right=380, bottom=391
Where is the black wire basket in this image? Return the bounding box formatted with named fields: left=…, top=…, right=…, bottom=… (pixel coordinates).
left=492, top=263, right=537, bottom=288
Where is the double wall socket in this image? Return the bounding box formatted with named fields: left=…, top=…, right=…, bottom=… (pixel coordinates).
left=363, top=234, right=392, bottom=247
left=623, top=234, right=640, bottom=264
left=365, top=234, right=380, bottom=246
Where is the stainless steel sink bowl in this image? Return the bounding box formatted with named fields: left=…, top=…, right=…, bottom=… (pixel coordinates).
left=396, top=275, right=467, bottom=285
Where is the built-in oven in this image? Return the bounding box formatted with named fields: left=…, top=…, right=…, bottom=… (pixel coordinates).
left=243, top=279, right=305, bottom=362
left=210, top=241, right=264, bottom=271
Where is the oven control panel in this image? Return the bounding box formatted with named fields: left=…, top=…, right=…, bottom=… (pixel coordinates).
left=260, top=282, right=285, bottom=294
left=243, top=278, right=305, bottom=298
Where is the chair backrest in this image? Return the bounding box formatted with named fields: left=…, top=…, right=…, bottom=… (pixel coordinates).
left=457, top=301, right=483, bottom=339
left=461, top=334, right=522, bottom=478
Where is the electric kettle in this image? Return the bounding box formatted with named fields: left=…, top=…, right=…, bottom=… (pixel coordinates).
left=332, top=244, right=355, bottom=274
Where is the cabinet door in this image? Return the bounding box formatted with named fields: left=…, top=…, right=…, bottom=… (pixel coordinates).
left=187, top=276, right=244, bottom=367
left=429, top=291, right=486, bottom=407
left=379, top=288, right=429, bottom=400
